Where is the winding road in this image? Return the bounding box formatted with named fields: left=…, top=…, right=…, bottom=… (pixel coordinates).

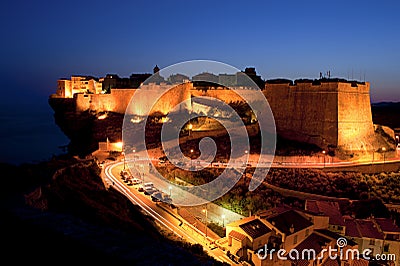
left=102, top=161, right=238, bottom=265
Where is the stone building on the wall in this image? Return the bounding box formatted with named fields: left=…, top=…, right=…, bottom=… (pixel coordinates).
left=263, top=78, right=395, bottom=157
left=56, top=75, right=103, bottom=98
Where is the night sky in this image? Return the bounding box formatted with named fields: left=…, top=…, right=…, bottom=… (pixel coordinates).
left=1, top=0, right=400, bottom=106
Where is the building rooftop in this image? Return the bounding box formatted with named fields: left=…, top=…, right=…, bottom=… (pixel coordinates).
left=265, top=78, right=366, bottom=86
left=374, top=218, right=400, bottom=233
left=238, top=219, right=271, bottom=240
left=344, top=218, right=385, bottom=239
left=305, top=200, right=345, bottom=226
left=296, top=232, right=331, bottom=255
left=357, top=219, right=385, bottom=239
left=229, top=230, right=247, bottom=241
left=344, top=218, right=362, bottom=238
left=265, top=210, right=313, bottom=235
left=322, top=259, right=339, bottom=266
left=315, top=229, right=357, bottom=246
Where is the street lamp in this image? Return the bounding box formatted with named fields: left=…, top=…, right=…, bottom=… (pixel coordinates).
left=169, top=185, right=172, bottom=197
left=202, top=205, right=208, bottom=239
left=221, top=214, right=225, bottom=227
left=190, top=149, right=194, bottom=167
left=322, top=150, right=326, bottom=168
left=188, top=123, right=193, bottom=136
left=396, top=136, right=399, bottom=145
left=382, top=147, right=386, bottom=164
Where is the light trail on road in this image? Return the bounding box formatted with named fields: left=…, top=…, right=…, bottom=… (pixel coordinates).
left=105, top=162, right=196, bottom=242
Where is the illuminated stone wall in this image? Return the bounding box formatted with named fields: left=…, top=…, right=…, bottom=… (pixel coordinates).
left=337, top=82, right=375, bottom=152
left=70, top=80, right=376, bottom=153
left=56, top=76, right=102, bottom=98
left=125, top=82, right=192, bottom=116
left=264, top=81, right=375, bottom=152
left=75, top=83, right=192, bottom=115
left=75, top=89, right=137, bottom=113
left=191, top=88, right=247, bottom=103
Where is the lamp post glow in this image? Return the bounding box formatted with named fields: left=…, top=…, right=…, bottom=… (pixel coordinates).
left=322, top=150, right=326, bottom=168
left=169, top=186, right=172, bottom=197
left=188, top=123, right=193, bottom=136
left=190, top=149, right=194, bottom=167
left=222, top=214, right=225, bottom=227
left=382, top=147, right=386, bottom=164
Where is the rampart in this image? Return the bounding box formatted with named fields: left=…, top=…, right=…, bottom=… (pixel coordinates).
left=263, top=81, right=375, bottom=152
left=74, top=83, right=192, bottom=115
left=75, top=89, right=136, bottom=113
left=51, top=79, right=387, bottom=155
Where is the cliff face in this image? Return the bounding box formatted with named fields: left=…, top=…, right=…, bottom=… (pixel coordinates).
left=49, top=97, right=124, bottom=156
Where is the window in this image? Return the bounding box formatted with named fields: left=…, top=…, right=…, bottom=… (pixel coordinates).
left=384, top=244, right=389, bottom=252
left=293, top=235, right=298, bottom=245
left=369, top=239, right=375, bottom=245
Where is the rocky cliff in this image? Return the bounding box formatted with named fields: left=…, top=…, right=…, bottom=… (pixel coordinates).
left=49, top=97, right=124, bottom=156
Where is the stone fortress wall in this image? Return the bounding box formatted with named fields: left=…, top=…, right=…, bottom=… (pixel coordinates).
left=51, top=75, right=389, bottom=154
left=73, top=83, right=192, bottom=115
left=75, top=89, right=137, bottom=114
left=263, top=81, right=376, bottom=152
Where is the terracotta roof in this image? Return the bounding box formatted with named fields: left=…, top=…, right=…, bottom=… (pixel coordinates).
left=351, top=259, right=369, bottom=266
left=315, top=229, right=357, bottom=246
left=344, top=218, right=384, bottom=239
left=266, top=210, right=313, bottom=235
left=292, top=260, right=310, bottom=266
left=344, top=218, right=361, bottom=238
left=239, top=219, right=271, bottom=239
left=322, top=259, right=339, bottom=266
left=229, top=230, right=247, bottom=241
left=306, top=200, right=320, bottom=213
left=356, top=219, right=384, bottom=239
left=305, top=200, right=345, bottom=226
left=294, top=233, right=331, bottom=258
left=374, top=218, right=400, bottom=233
left=289, top=233, right=331, bottom=265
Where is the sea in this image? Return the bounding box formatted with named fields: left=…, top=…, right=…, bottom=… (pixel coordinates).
left=0, top=103, right=69, bottom=165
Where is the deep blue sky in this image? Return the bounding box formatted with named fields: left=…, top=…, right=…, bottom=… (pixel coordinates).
left=1, top=0, right=400, bottom=106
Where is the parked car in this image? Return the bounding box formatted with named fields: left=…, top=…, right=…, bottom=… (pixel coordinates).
left=144, top=187, right=158, bottom=195
left=131, top=178, right=142, bottom=185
